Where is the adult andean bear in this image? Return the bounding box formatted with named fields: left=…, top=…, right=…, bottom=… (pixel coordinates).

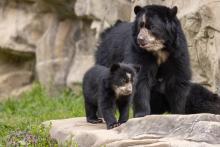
left=96, top=5, right=220, bottom=116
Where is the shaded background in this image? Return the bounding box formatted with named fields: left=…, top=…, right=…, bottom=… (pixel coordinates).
left=0, top=0, right=219, bottom=99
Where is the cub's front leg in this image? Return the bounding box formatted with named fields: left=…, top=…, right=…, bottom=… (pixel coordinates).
left=99, top=90, right=119, bottom=129
left=117, top=96, right=130, bottom=124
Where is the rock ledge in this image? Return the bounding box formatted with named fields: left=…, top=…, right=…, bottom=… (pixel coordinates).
left=44, top=114, right=220, bottom=147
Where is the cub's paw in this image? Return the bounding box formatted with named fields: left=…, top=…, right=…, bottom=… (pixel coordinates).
left=87, top=118, right=103, bottom=124
left=118, top=120, right=127, bottom=124
left=107, top=122, right=121, bottom=129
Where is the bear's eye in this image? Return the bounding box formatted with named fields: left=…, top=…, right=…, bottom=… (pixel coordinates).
left=148, top=24, right=156, bottom=30
left=140, top=22, right=145, bottom=28
left=145, top=23, right=151, bottom=29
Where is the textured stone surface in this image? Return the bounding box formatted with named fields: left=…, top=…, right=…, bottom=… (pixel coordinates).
left=44, top=114, right=220, bottom=147
left=0, top=1, right=48, bottom=98
left=0, top=50, right=34, bottom=100
left=0, top=0, right=133, bottom=97
left=74, top=0, right=132, bottom=24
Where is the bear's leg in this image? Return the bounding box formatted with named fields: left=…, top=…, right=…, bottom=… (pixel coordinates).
left=97, top=107, right=103, bottom=118
left=150, top=91, right=169, bottom=114
left=117, top=98, right=130, bottom=124
left=85, top=102, right=103, bottom=124
left=166, top=83, right=189, bottom=114
left=185, top=83, right=220, bottom=114
left=100, top=98, right=119, bottom=129
left=101, top=106, right=119, bottom=129
left=133, top=80, right=151, bottom=117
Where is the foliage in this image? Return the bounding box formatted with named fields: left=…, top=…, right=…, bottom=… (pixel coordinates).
left=0, top=83, right=84, bottom=146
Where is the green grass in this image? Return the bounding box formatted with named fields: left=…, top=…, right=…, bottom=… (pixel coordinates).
left=0, top=83, right=85, bottom=146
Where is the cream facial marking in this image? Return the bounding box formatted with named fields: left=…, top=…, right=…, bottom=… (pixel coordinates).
left=142, top=14, right=146, bottom=25
left=126, top=73, right=131, bottom=80
left=113, top=83, right=133, bottom=98
left=113, top=72, right=133, bottom=98
left=137, top=14, right=165, bottom=52
left=137, top=27, right=164, bottom=52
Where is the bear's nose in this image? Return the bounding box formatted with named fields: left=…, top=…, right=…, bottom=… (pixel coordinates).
left=137, top=36, right=147, bottom=46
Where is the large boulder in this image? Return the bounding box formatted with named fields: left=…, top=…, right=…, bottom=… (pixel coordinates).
left=44, top=114, right=220, bottom=147
left=74, top=0, right=132, bottom=24
left=0, top=1, right=36, bottom=99
left=0, top=50, right=34, bottom=99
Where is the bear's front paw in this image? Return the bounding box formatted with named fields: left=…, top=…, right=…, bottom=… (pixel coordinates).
left=107, top=122, right=121, bottom=129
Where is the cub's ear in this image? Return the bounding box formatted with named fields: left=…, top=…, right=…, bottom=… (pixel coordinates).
left=110, top=63, right=120, bottom=73
left=134, top=5, right=143, bottom=15
left=133, top=64, right=141, bottom=73
left=170, top=6, right=178, bottom=17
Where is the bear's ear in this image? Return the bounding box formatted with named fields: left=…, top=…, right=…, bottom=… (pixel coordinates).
left=110, top=63, right=120, bottom=73
left=133, top=64, right=141, bottom=73
left=170, top=6, right=178, bottom=17
left=213, top=94, right=219, bottom=100
left=134, top=5, right=143, bottom=15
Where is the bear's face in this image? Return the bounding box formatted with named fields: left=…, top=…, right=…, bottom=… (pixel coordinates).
left=110, top=63, right=140, bottom=97
left=133, top=5, right=178, bottom=52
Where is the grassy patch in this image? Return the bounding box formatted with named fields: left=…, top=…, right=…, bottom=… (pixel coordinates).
left=0, top=83, right=85, bottom=146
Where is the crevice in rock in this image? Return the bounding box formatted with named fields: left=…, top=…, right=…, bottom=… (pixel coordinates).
left=0, top=47, right=36, bottom=99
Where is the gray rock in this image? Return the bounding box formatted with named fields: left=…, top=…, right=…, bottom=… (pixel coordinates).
left=74, top=0, right=132, bottom=24
left=44, top=114, right=220, bottom=147
left=0, top=0, right=98, bottom=96
left=0, top=1, right=45, bottom=98
left=0, top=50, right=34, bottom=100
left=0, top=1, right=38, bottom=53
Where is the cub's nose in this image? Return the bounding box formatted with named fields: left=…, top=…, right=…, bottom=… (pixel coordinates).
left=125, top=84, right=132, bottom=93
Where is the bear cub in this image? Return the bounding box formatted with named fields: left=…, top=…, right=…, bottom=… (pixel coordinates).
left=83, top=63, right=140, bottom=129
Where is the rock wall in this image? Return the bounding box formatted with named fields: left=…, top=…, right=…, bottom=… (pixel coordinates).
left=0, top=0, right=132, bottom=97
left=0, top=0, right=219, bottom=98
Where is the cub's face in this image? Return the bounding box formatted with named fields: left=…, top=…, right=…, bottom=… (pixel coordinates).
left=133, top=5, right=178, bottom=52
left=110, top=64, right=140, bottom=97
left=112, top=72, right=133, bottom=97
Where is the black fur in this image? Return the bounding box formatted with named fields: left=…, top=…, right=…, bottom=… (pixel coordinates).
left=151, top=83, right=220, bottom=114
left=96, top=5, right=191, bottom=117
left=82, top=63, right=139, bottom=129
left=186, top=83, right=220, bottom=114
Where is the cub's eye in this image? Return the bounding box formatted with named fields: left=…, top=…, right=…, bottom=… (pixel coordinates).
left=121, top=79, right=126, bottom=83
